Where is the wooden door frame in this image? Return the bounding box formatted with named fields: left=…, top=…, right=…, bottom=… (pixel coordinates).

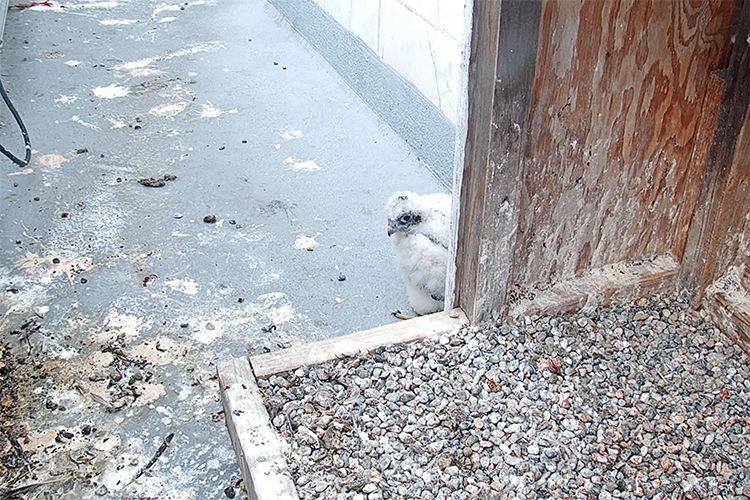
left=447, top=0, right=542, bottom=324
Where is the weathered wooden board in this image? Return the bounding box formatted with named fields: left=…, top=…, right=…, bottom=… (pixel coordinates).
left=509, top=0, right=738, bottom=292
left=217, top=358, right=299, bottom=500
left=509, top=255, right=679, bottom=319
left=251, top=309, right=468, bottom=378
left=683, top=0, right=750, bottom=302
left=705, top=288, right=750, bottom=354
left=453, top=0, right=502, bottom=318
left=455, top=0, right=542, bottom=323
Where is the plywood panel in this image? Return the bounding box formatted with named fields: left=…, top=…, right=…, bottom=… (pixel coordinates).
left=682, top=0, right=750, bottom=300
left=509, top=0, right=738, bottom=292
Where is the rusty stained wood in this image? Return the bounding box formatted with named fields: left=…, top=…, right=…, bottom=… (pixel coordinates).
left=455, top=0, right=542, bottom=323
left=508, top=0, right=738, bottom=294
left=250, top=309, right=468, bottom=378
left=682, top=0, right=750, bottom=301
left=453, top=0, right=502, bottom=318
left=217, top=358, right=299, bottom=500
left=509, top=254, right=679, bottom=319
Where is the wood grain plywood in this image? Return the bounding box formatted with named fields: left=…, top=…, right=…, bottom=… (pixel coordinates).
left=682, top=0, right=750, bottom=300
left=510, top=0, right=737, bottom=291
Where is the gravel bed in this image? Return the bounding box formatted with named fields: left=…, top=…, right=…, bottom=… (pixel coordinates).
left=259, top=295, right=750, bottom=499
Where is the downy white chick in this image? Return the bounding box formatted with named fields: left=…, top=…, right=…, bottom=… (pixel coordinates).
left=386, top=191, right=451, bottom=315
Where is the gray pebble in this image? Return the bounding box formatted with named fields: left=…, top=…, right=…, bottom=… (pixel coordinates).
left=261, top=294, right=750, bottom=500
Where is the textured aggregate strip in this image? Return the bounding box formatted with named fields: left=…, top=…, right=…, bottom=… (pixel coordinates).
left=259, top=295, right=750, bottom=500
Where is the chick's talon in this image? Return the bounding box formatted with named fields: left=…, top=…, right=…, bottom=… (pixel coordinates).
left=391, top=310, right=416, bottom=320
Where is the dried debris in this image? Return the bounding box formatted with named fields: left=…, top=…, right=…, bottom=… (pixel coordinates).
left=137, top=174, right=177, bottom=188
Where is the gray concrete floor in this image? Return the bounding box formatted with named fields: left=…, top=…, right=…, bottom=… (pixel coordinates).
left=0, top=0, right=445, bottom=498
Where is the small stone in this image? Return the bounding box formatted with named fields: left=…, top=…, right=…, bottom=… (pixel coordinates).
left=399, top=432, right=414, bottom=444
left=296, top=475, right=311, bottom=486
left=204, top=215, right=217, bottom=223
left=362, top=484, right=377, bottom=494
left=633, top=311, right=649, bottom=321
left=362, top=387, right=380, bottom=399
left=445, top=465, right=459, bottom=476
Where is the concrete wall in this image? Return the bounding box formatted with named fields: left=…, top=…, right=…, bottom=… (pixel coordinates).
left=311, top=0, right=466, bottom=125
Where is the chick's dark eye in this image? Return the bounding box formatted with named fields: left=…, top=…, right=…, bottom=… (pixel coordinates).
left=400, top=214, right=413, bottom=224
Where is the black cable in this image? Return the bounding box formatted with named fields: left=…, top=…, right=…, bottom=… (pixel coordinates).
left=0, top=76, right=31, bottom=167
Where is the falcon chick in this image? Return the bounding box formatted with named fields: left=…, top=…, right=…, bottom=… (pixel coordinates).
left=386, top=191, right=451, bottom=315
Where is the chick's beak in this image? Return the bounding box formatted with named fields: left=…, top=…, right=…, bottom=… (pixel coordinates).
left=387, top=221, right=396, bottom=237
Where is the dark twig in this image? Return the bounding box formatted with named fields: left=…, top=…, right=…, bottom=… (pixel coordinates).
left=0, top=478, right=68, bottom=500
left=127, top=433, right=175, bottom=485
left=1, top=427, right=31, bottom=471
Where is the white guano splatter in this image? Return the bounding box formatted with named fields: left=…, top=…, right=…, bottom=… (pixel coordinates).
left=113, top=41, right=224, bottom=77
left=281, top=128, right=303, bottom=140
left=294, top=234, right=318, bottom=251
left=166, top=279, right=199, bottom=295
left=55, top=95, right=77, bottom=104
left=71, top=115, right=99, bottom=129
left=149, top=102, right=188, bottom=117
left=93, top=84, right=129, bottom=99
left=199, top=102, right=238, bottom=118
left=283, top=157, right=321, bottom=172
left=99, top=19, right=138, bottom=25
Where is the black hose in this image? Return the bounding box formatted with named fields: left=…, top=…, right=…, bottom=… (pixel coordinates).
left=0, top=76, right=31, bottom=167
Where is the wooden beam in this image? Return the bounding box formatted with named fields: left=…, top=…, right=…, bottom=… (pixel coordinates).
left=455, top=0, right=542, bottom=323
left=445, top=1, right=474, bottom=309
left=509, top=255, right=679, bottom=319
left=681, top=0, right=750, bottom=302
left=473, top=0, right=542, bottom=322
left=453, top=0, right=502, bottom=317
left=705, top=289, right=750, bottom=354
left=217, top=358, right=299, bottom=500
left=250, top=309, right=468, bottom=378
